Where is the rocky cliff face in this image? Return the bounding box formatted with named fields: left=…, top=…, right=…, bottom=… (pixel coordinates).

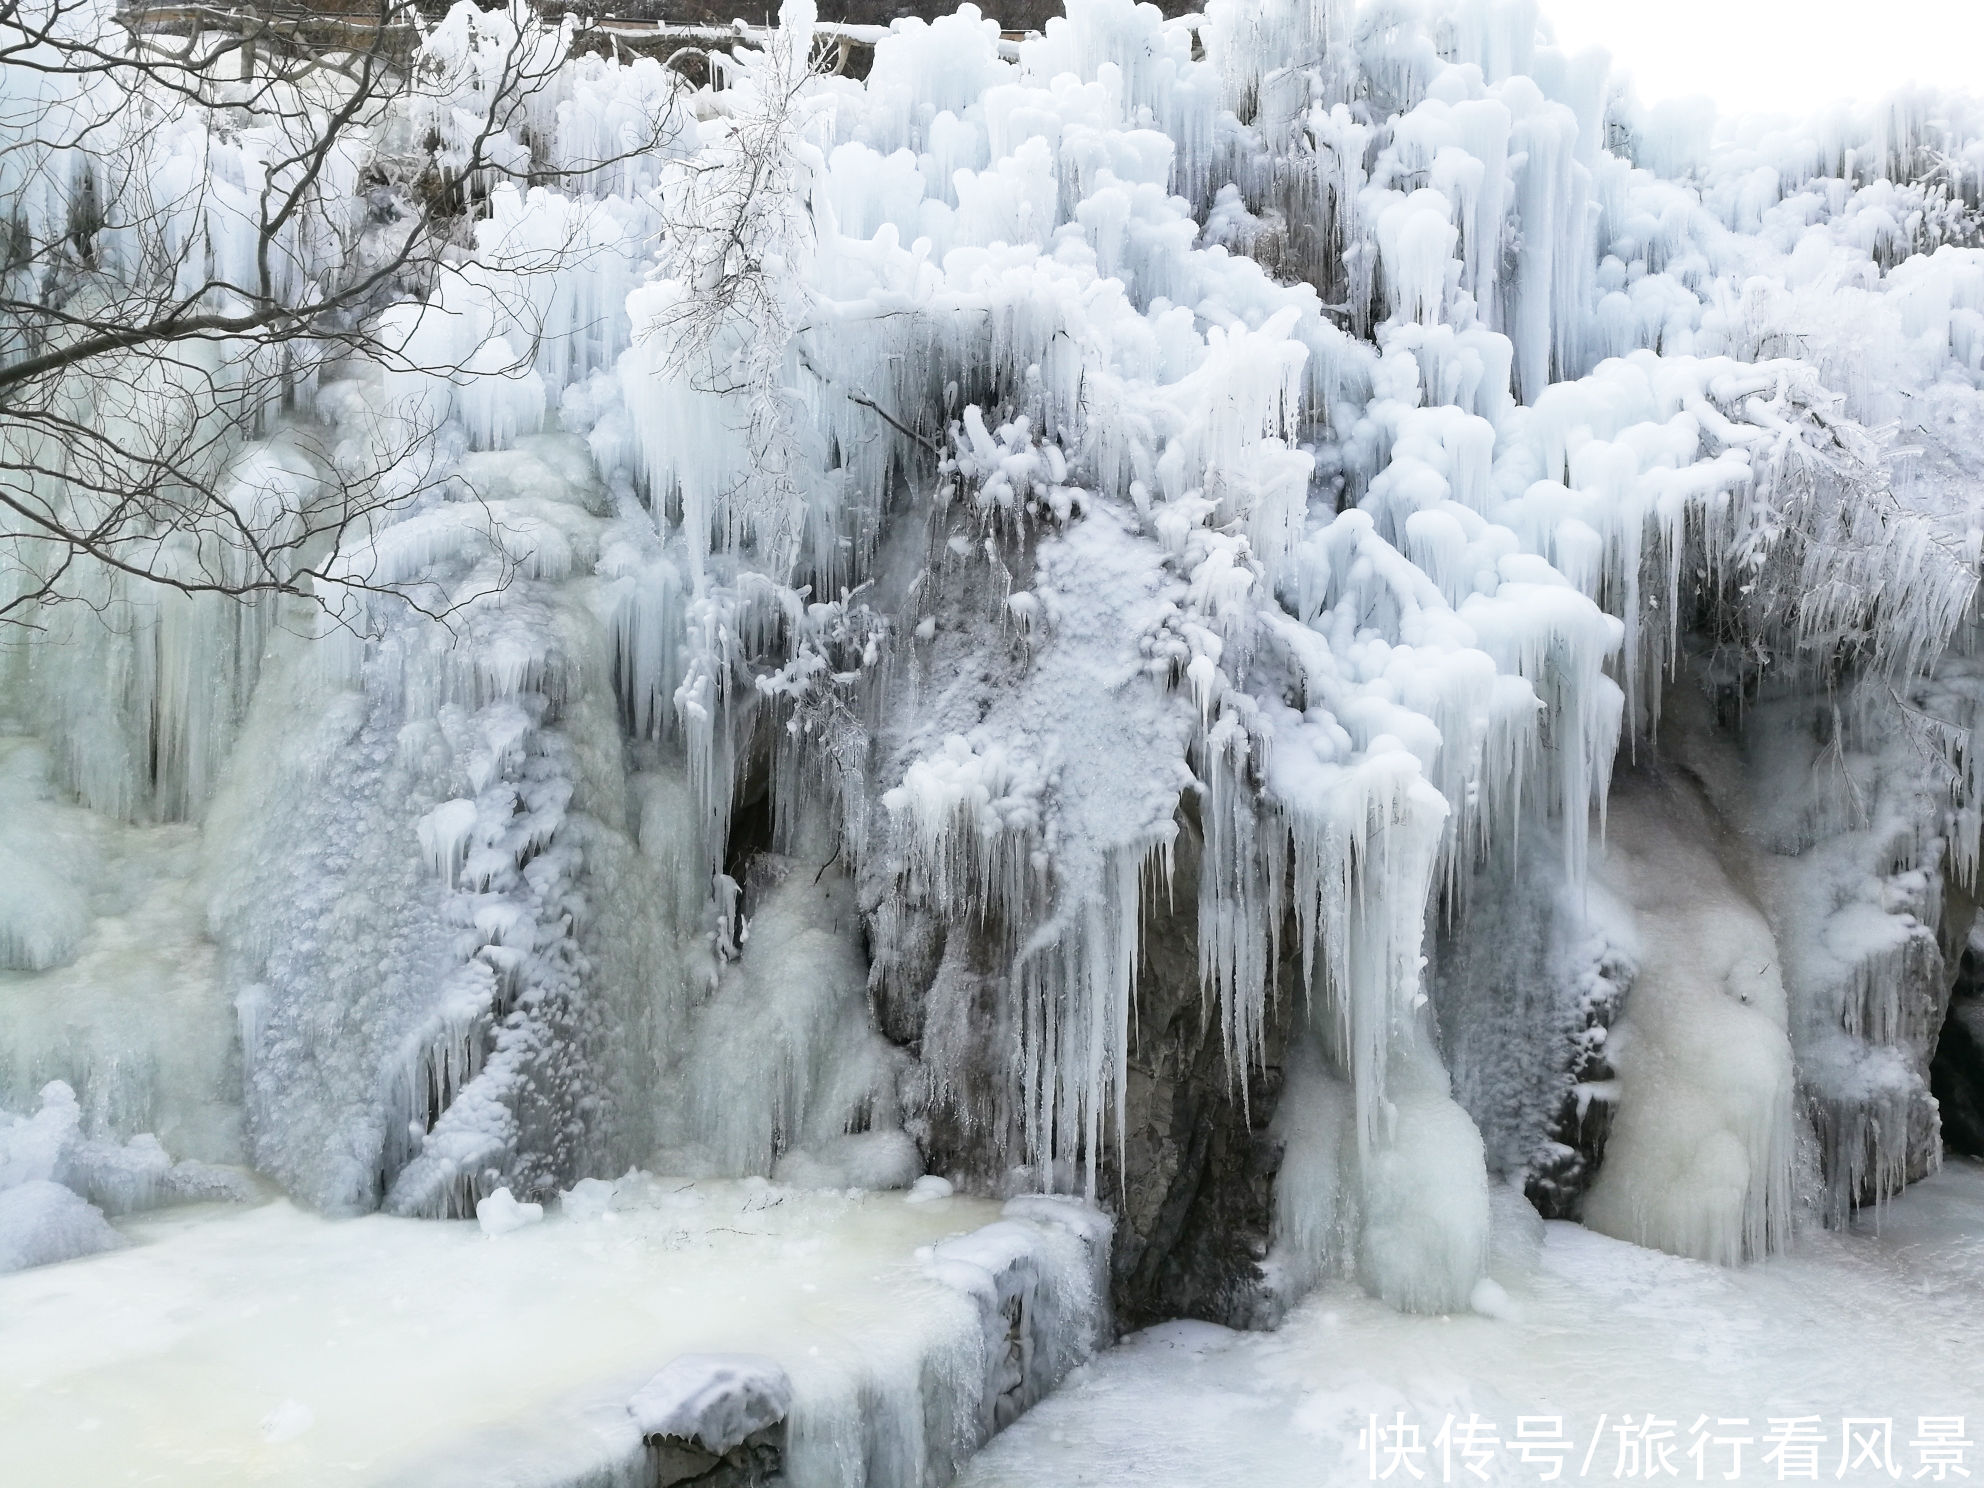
left=1934, top=950, right=1984, bottom=1158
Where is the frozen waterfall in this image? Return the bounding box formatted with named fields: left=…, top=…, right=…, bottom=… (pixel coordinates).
left=4, top=0, right=1984, bottom=1478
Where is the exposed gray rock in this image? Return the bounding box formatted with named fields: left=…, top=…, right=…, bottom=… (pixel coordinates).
left=1103, top=804, right=1294, bottom=1332
left=644, top=1431, right=782, bottom=1488
left=1932, top=965, right=1984, bottom=1158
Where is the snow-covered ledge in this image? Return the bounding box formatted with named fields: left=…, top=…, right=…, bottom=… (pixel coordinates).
left=0, top=1180, right=1109, bottom=1488
left=619, top=1196, right=1112, bottom=1488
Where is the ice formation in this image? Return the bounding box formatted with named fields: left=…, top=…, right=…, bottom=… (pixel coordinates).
left=1578, top=772, right=1794, bottom=1265
left=0, top=1079, right=250, bottom=1271
left=4, top=0, right=1984, bottom=1380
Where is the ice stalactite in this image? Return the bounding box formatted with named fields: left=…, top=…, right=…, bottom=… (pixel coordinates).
left=877, top=490, right=1196, bottom=1199
left=363, top=0, right=1984, bottom=1294
left=1263, top=1030, right=1351, bottom=1305
left=1240, top=728, right=1493, bottom=1312
left=5, top=441, right=313, bottom=825
left=678, top=845, right=915, bottom=1183
left=619, top=0, right=823, bottom=589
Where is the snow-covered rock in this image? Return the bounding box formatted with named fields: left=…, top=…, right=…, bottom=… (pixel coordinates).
left=628, top=1353, right=794, bottom=1455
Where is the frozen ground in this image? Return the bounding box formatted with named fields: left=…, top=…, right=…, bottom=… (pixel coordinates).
left=956, top=1160, right=1984, bottom=1487
left=0, top=1176, right=1103, bottom=1488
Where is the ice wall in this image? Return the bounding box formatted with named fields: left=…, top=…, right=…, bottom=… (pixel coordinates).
left=1658, top=673, right=1971, bottom=1226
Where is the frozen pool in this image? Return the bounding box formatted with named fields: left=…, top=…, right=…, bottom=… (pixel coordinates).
left=0, top=1175, right=1106, bottom=1488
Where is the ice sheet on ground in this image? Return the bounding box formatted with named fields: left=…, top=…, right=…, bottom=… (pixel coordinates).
left=954, top=1161, right=1984, bottom=1487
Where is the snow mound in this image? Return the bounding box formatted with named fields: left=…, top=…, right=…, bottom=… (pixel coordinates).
left=475, top=1187, right=544, bottom=1237
left=627, top=1354, right=794, bottom=1453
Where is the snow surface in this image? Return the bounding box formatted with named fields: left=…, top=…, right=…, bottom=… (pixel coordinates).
left=955, top=1159, right=1984, bottom=1487
left=0, top=1178, right=1108, bottom=1487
